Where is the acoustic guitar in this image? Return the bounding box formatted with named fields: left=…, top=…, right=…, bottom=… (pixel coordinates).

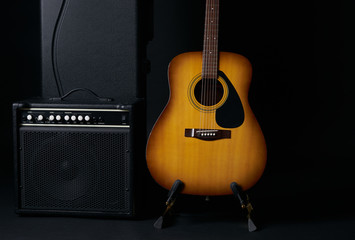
left=146, top=0, right=267, bottom=196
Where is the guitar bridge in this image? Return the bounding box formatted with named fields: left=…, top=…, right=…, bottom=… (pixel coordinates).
left=185, top=129, right=231, bottom=141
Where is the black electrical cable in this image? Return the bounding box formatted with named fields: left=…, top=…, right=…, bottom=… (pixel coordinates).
left=51, top=0, right=71, bottom=96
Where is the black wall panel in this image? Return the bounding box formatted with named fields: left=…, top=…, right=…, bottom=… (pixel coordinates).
left=41, top=0, right=151, bottom=102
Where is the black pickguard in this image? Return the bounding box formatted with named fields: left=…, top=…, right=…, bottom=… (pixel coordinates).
left=216, top=71, right=244, bottom=128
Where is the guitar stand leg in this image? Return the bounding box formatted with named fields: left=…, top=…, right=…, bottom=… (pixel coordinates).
left=230, top=182, right=258, bottom=232
left=154, top=179, right=184, bottom=229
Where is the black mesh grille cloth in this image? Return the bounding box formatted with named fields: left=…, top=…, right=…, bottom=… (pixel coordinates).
left=19, top=127, right=131, bottom=213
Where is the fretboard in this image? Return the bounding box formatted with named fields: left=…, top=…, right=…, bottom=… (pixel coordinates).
left=202, top=0, right=220, bottom=80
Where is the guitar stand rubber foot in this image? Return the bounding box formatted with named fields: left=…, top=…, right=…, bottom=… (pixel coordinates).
left=154, top=179, right=184, bottom=229
left=230, top=182, right=258, bottom=232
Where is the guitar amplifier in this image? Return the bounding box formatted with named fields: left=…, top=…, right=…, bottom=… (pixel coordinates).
left=12, top=99, right=145, bottom=217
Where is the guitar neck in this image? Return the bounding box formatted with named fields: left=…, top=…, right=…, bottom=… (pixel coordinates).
left=202, top=0, right=220, bottom=80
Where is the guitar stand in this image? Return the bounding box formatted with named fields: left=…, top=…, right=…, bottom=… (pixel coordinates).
left=230, top=182, right=258, bottom=232
left=154, top=180, right=258, bottom=232
left=154, top=179, right=184, bottom=229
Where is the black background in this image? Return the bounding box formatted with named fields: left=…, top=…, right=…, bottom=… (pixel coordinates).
left=1, top=0, right=355, bottom=239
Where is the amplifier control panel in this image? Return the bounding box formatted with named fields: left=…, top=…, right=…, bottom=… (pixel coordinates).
left=19, top=108, right=130, bottom=127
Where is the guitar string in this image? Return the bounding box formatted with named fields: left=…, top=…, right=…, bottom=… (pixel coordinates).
left=211, top=0, right=216, bottom=131
left=202, top=0, right=211, bottom=131
left=208, top=0, right=213, bottom=131
left=205, top=0, right=210, bottom=130
left=207, top=0, right=214, bottom=131
left=208, top=0, right=217, bottom=131
left=200, top=0, right=208, bottom=130
left=206, top=0, right=211, bottom=131
left=209, top=0, right=218, bottom=131
left=213, top=0, right=219, bottom=130
left=206, top=0, right=213, bottom=131
left=210, top=0, right=216, bottom=130
left=201, top=0, right=206, bottom=130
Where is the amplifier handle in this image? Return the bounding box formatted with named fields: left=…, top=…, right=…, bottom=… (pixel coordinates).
left=49, top=88, right=113, bottom=102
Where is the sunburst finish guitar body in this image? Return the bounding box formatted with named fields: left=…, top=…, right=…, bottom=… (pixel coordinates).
left=146, top=0, right=266, bottom=196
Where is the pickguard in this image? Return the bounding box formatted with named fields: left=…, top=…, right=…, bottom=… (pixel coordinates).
left=215, top=71, right=244, bottom=128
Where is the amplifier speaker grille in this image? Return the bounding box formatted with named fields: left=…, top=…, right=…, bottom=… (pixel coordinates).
left=18, top=126, right=132, bottom=214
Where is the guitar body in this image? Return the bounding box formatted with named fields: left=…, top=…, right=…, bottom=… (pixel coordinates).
left=146, top=51, right=267, bottom=196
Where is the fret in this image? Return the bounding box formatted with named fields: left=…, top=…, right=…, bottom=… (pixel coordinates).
left=202, top=0, right=219, bottom=80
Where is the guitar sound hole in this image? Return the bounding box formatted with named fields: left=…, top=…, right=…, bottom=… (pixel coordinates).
left=194, top=78, right=224, bottom=106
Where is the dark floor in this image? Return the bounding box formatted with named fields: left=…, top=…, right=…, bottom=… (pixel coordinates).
left=1, top=176, right=354, bottom=240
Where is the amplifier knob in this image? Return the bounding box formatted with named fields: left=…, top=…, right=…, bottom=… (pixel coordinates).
left=48, top=115, right=55, bottom=121
left=71, top=115, right=76, bottom=121
left=56, top=115, right=61, bottom=121
left=26, top=115, right=33, bottom=121
left=77, top=115, right=83, bottom=121
left=64, top=115, right=70, bottom=121
left=37, top=115, right=44, bottom=121
left=84, top=115, right=90, bottom=121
